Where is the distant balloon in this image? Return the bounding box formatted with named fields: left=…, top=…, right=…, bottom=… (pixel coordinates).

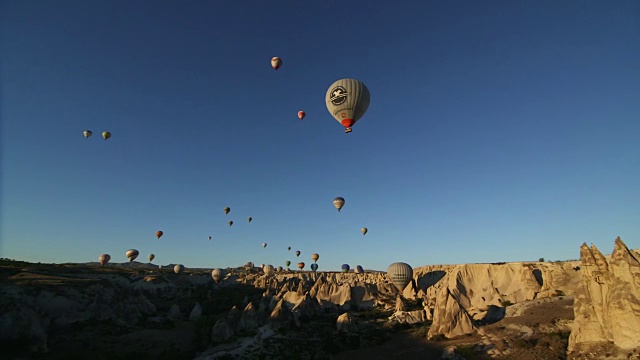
left=264, top=264, right=274, bottom=276
left=341, top=264, right=350, bottom=273
left=262, top=242, right=267, bottom=248
left=356, top=265, right=364, bottom=274
left=295, top=250, right=301, bottom=257
left=387, top=262, right=413, bottom=292
left=361, top=227, right=368, bottom=235
left=285, top=261, right=291, bottom=268
left=156, top=231, right=163, bottom=239
left=288, top=247, right=291, bottom=251
left=297, top=262, right=305, bottom=270
left=126, top=249, right=139, bottom=262
left=228, top=221, right=233, bottom=227
left=310, top=263, right=318, bottom=272
left=325, top=78, right=370, bottom=133
left=102, top=131, right=111, bottom=140
left=174, top=264, right=184, bottom=274
left=248, top=217, right=252, bottom=223
left=98, top=254, right=110, bottom=266
left=311, top=253, right=319, bottom=263
left=208, top=236, right=212, bottom=241
left=298, top=111, right=306, bottom=120
left=271, top=57, right=282, bottom=70
left=277, top=266, right=283, bottom=272
left=224, top=207, right=230, bottom=215
left=148, top=254, right=155, bottom=263
left=212, top=268, right=224, bottom=283
left=333, top=197, right=345, bottom=212
left=83, top=130, right=93, bottom=138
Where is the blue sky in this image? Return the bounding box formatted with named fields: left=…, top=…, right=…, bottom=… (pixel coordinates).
left=2, top=0, right=639, bottom=271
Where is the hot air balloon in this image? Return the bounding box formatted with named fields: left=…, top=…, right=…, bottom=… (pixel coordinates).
left=333, top=197, right=345, bottom=212
left=102, top=131, right=111, bottom=140
left=262, top=243, right=267, bottom=248
left=311, top=253, right=319, bottom=263
left=148, top=254, right=155, bottom=263
left=387, top=262, right=413, bottom=292
left=341, top=264, right=350, bottom=273
left=271, top=57, right=282, bottom=70
left=310, top=263, right=318, bottom=272
left=174, top=264, right=184, bottom=274
left=361, top=227, right=368, bottom=235
left=224, top=207, right=230, bottom=215
left=126, top=249, right=139, bottom=262
left=208, top=236, right=212, bottom=241
left=156, top=231, right=163, bottom=239
left=287, top=247, right=291, bottom=251
left=98, top=254, right=110, bottom=266
left=212, top=268, right=224, bottom=283
left=297, top=262, right=305, bottom=270
left=325, top=78, right=370, bottom=133
left=277, top=266, right=283, bottom=272
left=83, top=130, right=93, bottom=138
left=264, top=264, right=274, bottom=276
left=228, top=221, right=233, bottom=227
left=285, top=260, right=291, bottom=268
left=356, top=265, right=364, bottom=274
left=295, top=250, right=301, bottom=257
left=298, top=111, right=306, bottom=120
left=248, top=217, right=252, bottom=223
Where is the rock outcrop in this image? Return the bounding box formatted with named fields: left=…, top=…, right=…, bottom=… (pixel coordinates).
left=568, top=237, right=640, bottom=357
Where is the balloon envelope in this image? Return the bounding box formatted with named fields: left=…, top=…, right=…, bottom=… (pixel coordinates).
left=156, top=231, right=163, bottom=239
left=297, top=262, right=305, bottom=270
left=356, top=265, right=364, bottom=274
left=295, top=251, right=301, bottom=257
left=285, top=261, right=291, bottom=267
left=83, top=130, right=92, bottom=138
left=325, top=78, right=370, bottom=133
left=101, top=131, right=111, bottom=140
left=341, top=264, right=350, bottom=273
left=126, top=249, right=139, bottom=262
left=99, top=254, right=110, bottom=266
left=228, top=221, right=233, bottom=227
left=311, top=253, right=319, bottom=262
left=208, top=236, right=212, bottom=241
left=298, top=111, right=305, bottom=120
left=277, top=266, right=283, bottom=272
left=333, top=197, right=345, bottom=212
left=248, top=217, right=252, bottom=223
left=263, top=264, right=274, bottom=276
left=262, top=243, right=267, bottom=248
left=288, top=247, right=291, bottom=251
left=224, top=207, right=230, bottom=215
left=271, top=57, right=282, bottom=70
left=174, top=264, right=184, bottom=274
left=361, top=227, right=368, bottom=235
left=212, top=268, right=224, bottom=283
left=310, top=263, right=318, bottom=272
left=148, top=254, right=155, bottom=262
left=387, top=262, right=413, bottom=292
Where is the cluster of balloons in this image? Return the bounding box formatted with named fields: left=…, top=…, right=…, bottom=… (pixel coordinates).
left=83, top=130, right=111, bottom=140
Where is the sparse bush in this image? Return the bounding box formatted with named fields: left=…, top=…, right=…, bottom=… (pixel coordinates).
left=554, top=289, right=565, bottom=297
left=539, top=257, right=545, bottom=262
left=501, top=300, right=513, bottom=307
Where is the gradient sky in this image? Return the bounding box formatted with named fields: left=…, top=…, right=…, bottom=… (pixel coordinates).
left=2, top=0, right=639, bottom=271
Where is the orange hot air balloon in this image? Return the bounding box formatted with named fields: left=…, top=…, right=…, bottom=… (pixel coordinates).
left=271, top=57, right=282, bottom=70
left=156, top=231, right=163, bottom=239
left=298, top=111, right=306, bottom=120
left=297, top=262, right=305, bottom=270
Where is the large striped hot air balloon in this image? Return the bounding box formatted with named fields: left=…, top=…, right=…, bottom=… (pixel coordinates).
left=310, top=263, right=318, bottom=272
left=333, top=197, right=345, bottom=212
left=325, top=78, right=370, bottom=133
left=126, top=249, right=139, bottom=262
left=387, top=262, right=413, bottom=292
left=311, top=253, right=319, bottom=263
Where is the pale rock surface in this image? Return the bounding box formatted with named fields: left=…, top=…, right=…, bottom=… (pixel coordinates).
left=336, top=312, right=357, bottom=333
left=189, top=302, right=203, bottom=322
left=568, top=237, right=640, bottom=356
left=428, top=288, right=477, bottom=339
left=237, top=302, right=259, bottom=332
left=388, top=310, right=425, bottom=325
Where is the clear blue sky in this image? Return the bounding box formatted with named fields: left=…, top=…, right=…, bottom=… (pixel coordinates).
left=2, top=0, right=639, bottom=271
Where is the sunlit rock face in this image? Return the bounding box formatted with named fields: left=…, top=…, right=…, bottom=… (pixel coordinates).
left=568, top=237, right=640, bottom=357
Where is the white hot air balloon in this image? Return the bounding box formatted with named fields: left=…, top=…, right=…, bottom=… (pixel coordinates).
left=262, top=242, right=267, bottom=248
left=98, top=254, right=110, bottom=266
left=174, top=264, right=184, bottom=274
left=387, top=262, right=413, bottom=293
left=325, top=78, right=370, bottom=133
left=263, top=264, right=275, bottom=276
left=211, top=268, right=224, bottom=284
left=126, top=249, right=139, bottom=262
left=83, top=130, right=93, bottom=138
